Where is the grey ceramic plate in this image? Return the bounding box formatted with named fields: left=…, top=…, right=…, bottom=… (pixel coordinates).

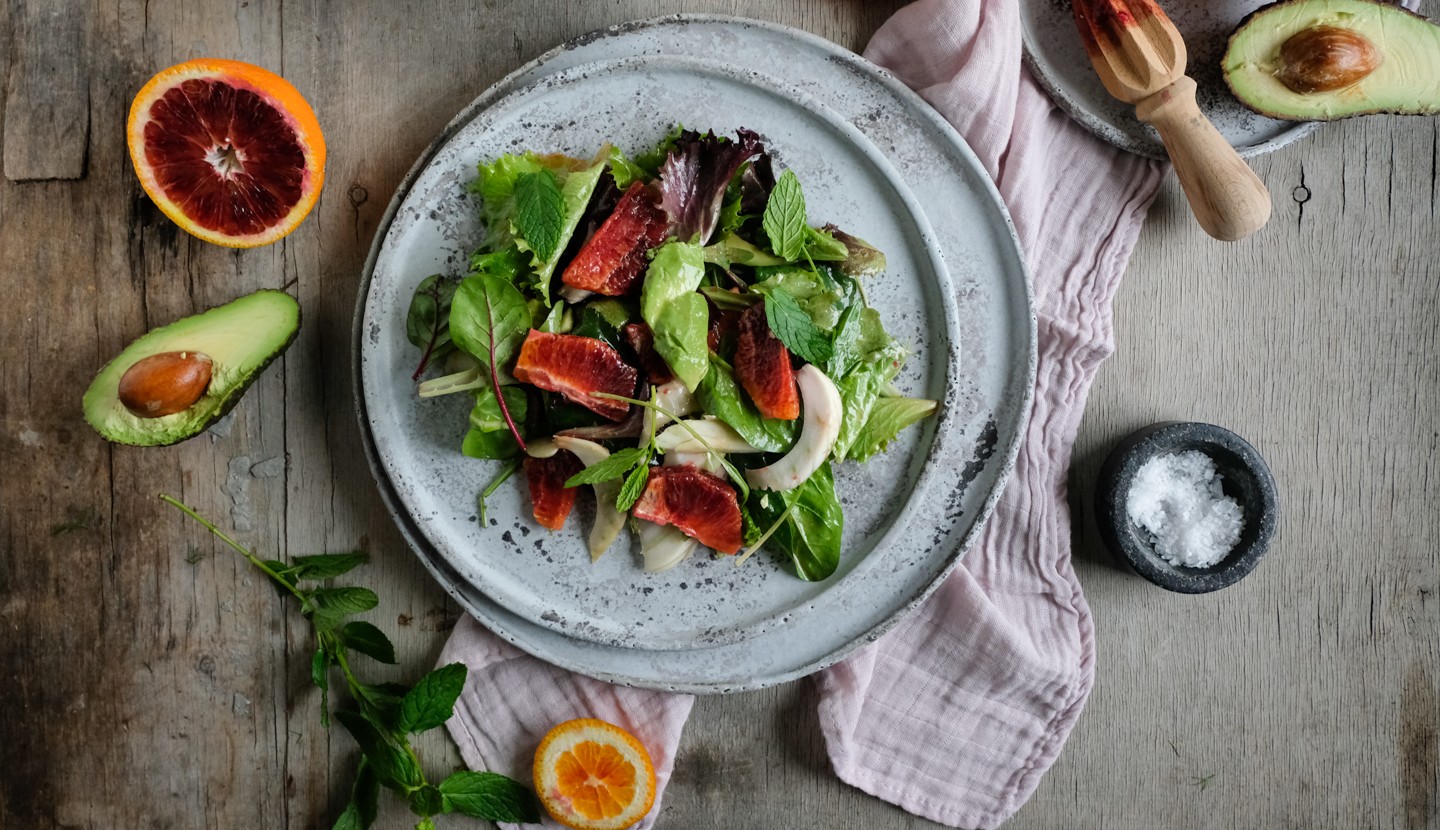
left=1020, top=0, right=1322, bottom=159
left=354, top=15, right=1036, bottom=691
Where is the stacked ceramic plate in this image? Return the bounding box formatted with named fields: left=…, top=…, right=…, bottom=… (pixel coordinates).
left=352, top=16, right=1035, bottom=693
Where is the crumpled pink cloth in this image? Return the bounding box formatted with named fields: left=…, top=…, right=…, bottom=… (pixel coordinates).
left=440, top=0, right=1163, bottom=827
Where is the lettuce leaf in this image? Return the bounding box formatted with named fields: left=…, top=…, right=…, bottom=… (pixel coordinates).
left=658, top=128, right=763, bottom=245
left=511, top=156, right=607, bottom=305
left=640, top=241, right=709, bottom=390
left=847, top=396, right=938, bottom=462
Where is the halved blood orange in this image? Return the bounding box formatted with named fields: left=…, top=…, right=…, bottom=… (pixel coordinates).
left=534, top=718, right=657, bottom=830
left=127, top=59, right=326, bottom=248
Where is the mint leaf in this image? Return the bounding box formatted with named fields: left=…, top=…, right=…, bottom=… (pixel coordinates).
left=333, top=760, right=381, bottom=830
left=616, top=463, right=650, bottom=512
left=438, top=771, right=543, bottom=823
left=310, top=587, right=380, bottom=618
left=398, top=663, right=467, bottom=734
left=763, top=291, right=833, bottom=366
left=335, top=710, right=422, bottom=792
left=341, top=621, right=398, bottom=665
left=564, top=447, right=648, bottom=487
left=408, top=784, right=446, bottom=818
left=762, top=169, right=807, bottom=260
left=312, top=647, right=332, bottom=726
left=291, top=552, right=368, bottom=581
left=513, top=170, right=565, bottom=263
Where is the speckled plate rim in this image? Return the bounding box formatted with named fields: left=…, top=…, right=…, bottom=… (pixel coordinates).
left=1018, top=1, right=1320, bottom=160
left=351, top=13, right=1038, bottom=693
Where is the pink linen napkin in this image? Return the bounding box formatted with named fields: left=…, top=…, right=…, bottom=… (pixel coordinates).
left=440, top=0, right=1164, bottom=827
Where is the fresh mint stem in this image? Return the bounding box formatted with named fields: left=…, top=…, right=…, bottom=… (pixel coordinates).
left=159, top=494, right=307, bottom=603
left=590, top=391, right=750, bottom=503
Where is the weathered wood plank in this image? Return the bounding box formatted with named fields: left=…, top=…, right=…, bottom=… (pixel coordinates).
left=3, top=0, right=89, bottom=181
left=1, top=2, right=1436, bottom=829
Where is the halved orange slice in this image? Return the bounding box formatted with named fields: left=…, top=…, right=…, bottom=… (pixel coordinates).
left=127, top=58, right=325, bottom=248
left=533, top=718, right=657, bottom=830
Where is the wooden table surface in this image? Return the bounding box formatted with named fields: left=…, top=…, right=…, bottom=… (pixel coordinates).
left=2, top=1, right=1437, bottom=828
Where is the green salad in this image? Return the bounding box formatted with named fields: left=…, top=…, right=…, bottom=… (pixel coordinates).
left=406, top=127, right=936, bottom=581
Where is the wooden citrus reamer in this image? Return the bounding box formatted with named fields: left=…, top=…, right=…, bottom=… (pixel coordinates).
left=1073, top=0, right=1272, bottom=241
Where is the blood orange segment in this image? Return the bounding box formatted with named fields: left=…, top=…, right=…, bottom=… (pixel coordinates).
left=534, top=718, right=657, bottom=830
left=631, top=465, right=743, bottom=554
left=513, top=331, right=638, bottom=422
left=734, top=301, right=799, bottom=420
left=560, top=181, right=669, bottom=296
left=127, top=58, right=325, bottom=248
left=524, top=452, right=585, bottom=530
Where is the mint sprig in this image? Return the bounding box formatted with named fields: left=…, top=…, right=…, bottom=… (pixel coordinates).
left=160, top=494, right=542, bottom=830
left=512, top=170, right=566, bottom=263
left=761, top=169, right=807, bottom=260
left=762, top=289, right=834, bottom=366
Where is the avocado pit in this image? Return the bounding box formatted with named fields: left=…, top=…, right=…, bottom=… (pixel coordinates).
left=118, top=351, right=214, bottom=417
left=1277, top=25, right=1381, bottom=93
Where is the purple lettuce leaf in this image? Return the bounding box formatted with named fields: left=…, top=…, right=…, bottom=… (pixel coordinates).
left=658, top=128, right=764, bottom=245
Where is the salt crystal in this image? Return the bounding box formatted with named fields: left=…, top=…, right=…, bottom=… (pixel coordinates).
left=1126, top=450, right=1243, bottom=569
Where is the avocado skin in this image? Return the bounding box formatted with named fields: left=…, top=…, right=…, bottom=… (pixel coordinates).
left=83, top=289, right=301, bottom=447
left=1224, top=0, right=1440, bottom=121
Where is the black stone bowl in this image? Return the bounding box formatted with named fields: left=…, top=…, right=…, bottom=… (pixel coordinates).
left=1095, top=421, right=1279, bottom=594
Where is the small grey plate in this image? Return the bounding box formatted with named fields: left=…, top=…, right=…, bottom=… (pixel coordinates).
left=354, top=15, right=1036, bottom=691
left=1019, top=0, right=1321, bottom=159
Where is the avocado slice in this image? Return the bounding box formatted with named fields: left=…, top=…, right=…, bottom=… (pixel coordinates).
left=1224, top=0, right=1440, bottom=121
left=83, top=289, right=300, bottom=446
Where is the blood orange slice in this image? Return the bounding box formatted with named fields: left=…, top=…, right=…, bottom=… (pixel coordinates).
left=513, top=331, right=638, bottom=422
left=127, top=58, right=326, bottom=248
left=525, top=452, right=585, bottom=531
left=534, top=718, right=656, bottom=830
left=561, top=181, right=669, bottom=296
left=734, top=301, right=799, bottom=420
left=632, top=466, right=743, bottom=554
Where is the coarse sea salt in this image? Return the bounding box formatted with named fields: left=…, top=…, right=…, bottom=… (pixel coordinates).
left=1126, top=450, right=1243, bottom=569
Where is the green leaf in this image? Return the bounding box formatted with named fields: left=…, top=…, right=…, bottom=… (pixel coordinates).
left=848, top=396, right=938, bottom=462
left=803, top=226, right=849, bottom=261
left=479, top=458, right=522, bottom=526
left=462, top=385, right=529, bottom=460
left=290, top=552, right=369, bottom=581
left=409, top=784, right=446, bottom=818
left=571, top=304, right=624, bottom=351
left=398, top=662, right=468, bottom=734
left=704, top=232, right=786, bottom=268
left=405, top=275, right=458, bottom=376
left=761, top=169, right=807, bottom=260
left=262, top=559, right=299, bottom=594
left=755, top=267, right=846, bottom=331
left=606, top=145, right=649, bottom=190
left=341, top=621, right=398, bottom=665
left=616, top=463, right=650, bottom=512
left=512, top=157, right=608, bottom=305
left=832, top=318, right=907, bottom=462
left=695, top=355, right=798, bottom=453
left=354, top=682, right=409, bottom=732
left=332, top=759, right=380, bottom=830
left=468, top=247, right=528, bottom=283
left=310, top=587, right=380, bottom=617
left=438, top=770, right=543, bottom=823
left=763, top=290, right=833, bottom=366
left=335, top=710, right=423, bottom=792
left=311, top=646, right=331, bottom=727
left=827, top=225, right=888, bottom=276
left=415, top=819, right=436, bottom=830
left=449, top=273, right=532, bottom=374
left=513, top=170, right=566, bottom=264
left=633, top=123, right=685, bottom=175
left=699, top=285, right=758, bottom=311
left=747, top=462, right=843, bottom=580
left=564, top=447, right=647, bottom=487
left=640, top=242, right=710, bottom=390
left=472, top=152, right=548, bottom=232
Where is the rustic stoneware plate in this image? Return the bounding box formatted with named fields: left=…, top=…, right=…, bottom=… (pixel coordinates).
left=354, top=15, right=1035, bottom=691
left=1020, top=0, right=1325, bottom=159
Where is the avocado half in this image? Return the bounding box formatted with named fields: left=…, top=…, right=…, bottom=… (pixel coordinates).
left=1224, top=0, right=1440, bottom=121
left=83, top=289, right=300, bottom=446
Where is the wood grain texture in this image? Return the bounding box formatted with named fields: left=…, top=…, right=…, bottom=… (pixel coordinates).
left=0, top=2, right=1435, bottom=829
left=3, top=0, right=90, bottom=181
